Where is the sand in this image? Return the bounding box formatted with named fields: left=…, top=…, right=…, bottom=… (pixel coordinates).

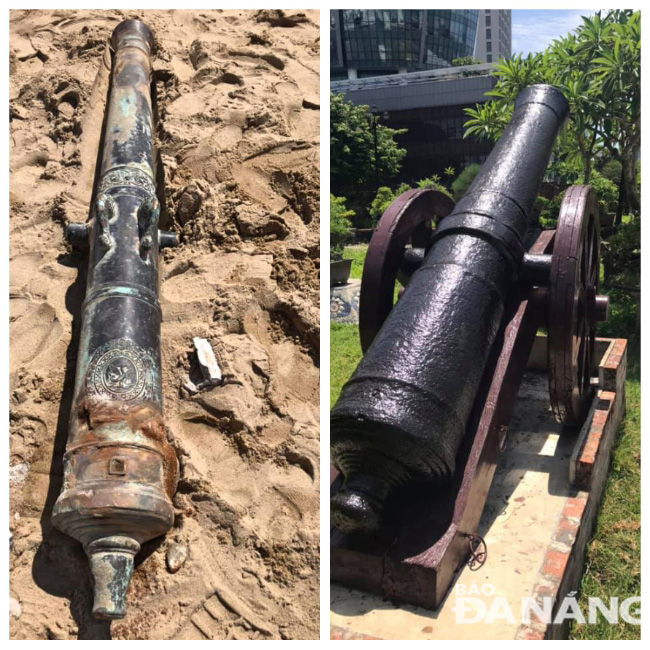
left=9, top=9, right=320, bottom=640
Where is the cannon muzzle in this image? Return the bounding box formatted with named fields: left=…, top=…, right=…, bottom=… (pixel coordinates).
left=331, top=85, right=570, bottom=534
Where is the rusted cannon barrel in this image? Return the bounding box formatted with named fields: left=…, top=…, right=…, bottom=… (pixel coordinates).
left=52, top=20, right=179, bottom=620
left=331, top=85, right=569, bottom=534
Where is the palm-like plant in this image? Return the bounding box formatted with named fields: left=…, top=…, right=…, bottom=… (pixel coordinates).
left=461, top=10, right=640, bottom=211
left=463, top=100, right=511, bottom=141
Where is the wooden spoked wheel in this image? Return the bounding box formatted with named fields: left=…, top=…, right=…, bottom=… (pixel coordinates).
left=548, top=185, right=604, bottom=427
left=359, top=188, right=455, bottom=353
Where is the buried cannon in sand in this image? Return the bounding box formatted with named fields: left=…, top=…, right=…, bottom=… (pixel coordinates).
left=51, top=20, right=180, bottom=620
left=330, top=85, right=612, bottom=609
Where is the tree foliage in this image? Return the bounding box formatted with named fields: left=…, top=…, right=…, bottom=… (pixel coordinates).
left=463, top=10, right=640, bottom=211
left=330, top=92, right=407, bottom=197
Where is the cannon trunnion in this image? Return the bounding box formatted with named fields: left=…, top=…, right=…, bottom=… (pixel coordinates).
left=330, top=85, right=609, bottom=609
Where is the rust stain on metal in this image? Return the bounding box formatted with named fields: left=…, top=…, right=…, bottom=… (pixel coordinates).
left=73, top=397, right=179, bottom=498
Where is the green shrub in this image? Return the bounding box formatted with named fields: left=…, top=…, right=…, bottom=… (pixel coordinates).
left=537, top=170, right=619, bottom=229
left=538, top=193, right=565, bottom=229
left=547, top=159, right=582, bottom=186
left=599, top=158, right=622, bottom=184
left=368, top=184, right=410, bottom=223
left=598, top=287, right=639, bottom=343
left=451, top=164, right=481, bottom=201
left=331, top=92, right=407, bottom=198
left=451, top=56, right=482, bottom=67
left=602, top=219, right=640, bottom=288
left=583, top=170, right=618, bottom=215
left=330, top=194, right=354, bottom=259
left=416, top=175, right=453, bottom=198
left=533, top=195, right=549, bottom=226
left=368, top=178, right=450, bottom=225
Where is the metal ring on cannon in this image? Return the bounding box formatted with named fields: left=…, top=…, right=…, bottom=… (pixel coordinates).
left=358, top=188, right=455, bottom=353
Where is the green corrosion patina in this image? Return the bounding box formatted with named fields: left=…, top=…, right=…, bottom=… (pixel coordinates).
left=88, top=536, right=140, bottom=619
left=119, top=93, right=136, bottom=119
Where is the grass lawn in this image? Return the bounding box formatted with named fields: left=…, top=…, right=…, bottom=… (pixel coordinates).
left=342, top=244, right=368, bottom=280
left=330, top=322, right=363, bottom=409
left=330, top=245, right=640, bottom=640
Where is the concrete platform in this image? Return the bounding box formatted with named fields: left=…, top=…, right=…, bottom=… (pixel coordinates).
left=330, top=338, right=627, bottom=640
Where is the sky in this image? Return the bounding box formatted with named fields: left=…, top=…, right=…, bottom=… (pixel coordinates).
left=511, top=9, right=598, bottom=56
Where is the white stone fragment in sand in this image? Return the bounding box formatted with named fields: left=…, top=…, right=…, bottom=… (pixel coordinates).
left=10, top=597, right=21, bottom=619
left=9, top=463, right=29, bottom=484
left=166, top=544, right=188, bottom=573
left=193, top=337, right=222, bottom=386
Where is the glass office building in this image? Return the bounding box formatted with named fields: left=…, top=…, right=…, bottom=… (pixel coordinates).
left=331, top=10, right=479, bottom=80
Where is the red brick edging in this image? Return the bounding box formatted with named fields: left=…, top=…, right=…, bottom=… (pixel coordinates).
left=515, top=339, right=627, bottom=640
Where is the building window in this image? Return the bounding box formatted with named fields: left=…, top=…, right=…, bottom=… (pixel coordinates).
left=487, top=54, right=492, bottom=62
left=486, top=41, right=491, bottom=52
left=485, top=15, right=491, bottom=27
left=486, top=28, right=491, bottom=39
left=334, top=9, right=479, bottom=75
